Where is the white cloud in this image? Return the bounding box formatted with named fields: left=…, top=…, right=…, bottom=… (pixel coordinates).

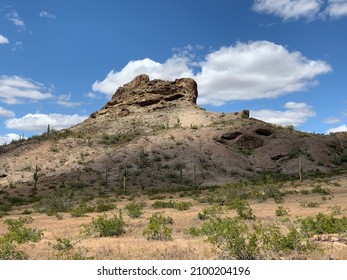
left=322, top=117, right=341, bottom=124
left=326, top=124, right=347, bottom=133
left=251, top=102, right=316, bottom=127
left=195, top=41, right=331, bottom=105
left=326, top=0, right=347, bottom=18
left=11, top=41, right=23, bottom=51
left=0, top=34, right=9, bottom=44
left=6, top=10, right=25, bottom=27
left=39, top=11, right=57, bottom=20
left=92, top=41, right=331, bottom=107
left=253, top=0, right=323, bottom=20
left=0, top=75, right=53, bottom=104
left=0, top=133, right=22, bottom=146
left=253, top=0, right=347, bottom=20
left=92, top=56, right=194, bottom=97
left=0, top=107, right=15, bottom=117
left=5, top=113, right=88, bottom=132
left=57, top=93, right=81, bottom=107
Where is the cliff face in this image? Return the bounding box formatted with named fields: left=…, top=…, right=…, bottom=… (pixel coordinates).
left=90, top=74, right=198, bottom=118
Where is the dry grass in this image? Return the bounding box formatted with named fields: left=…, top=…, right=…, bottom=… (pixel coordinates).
left=1, top=174, right=347, bottom=260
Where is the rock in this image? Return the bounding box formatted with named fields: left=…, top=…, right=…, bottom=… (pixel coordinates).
left=93, top=74, right=198, bottom=118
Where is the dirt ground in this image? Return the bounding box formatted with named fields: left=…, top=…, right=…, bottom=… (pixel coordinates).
left=1, top=173, right=347, bottom=260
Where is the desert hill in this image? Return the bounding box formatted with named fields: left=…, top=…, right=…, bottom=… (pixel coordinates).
left=1, top=74, right=347, bottom=190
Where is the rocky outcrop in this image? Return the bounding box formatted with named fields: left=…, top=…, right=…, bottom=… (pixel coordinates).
left=91, top=74, right=198, bottom=118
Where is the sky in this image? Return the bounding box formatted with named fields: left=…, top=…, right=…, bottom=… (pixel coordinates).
left=1, top=0, right=347, bottom=144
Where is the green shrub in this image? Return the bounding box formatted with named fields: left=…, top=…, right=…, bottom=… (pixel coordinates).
left=69, top=181, right=86, bottom=189
left=236, top=203, right=255, bottom=220
left=311, top=185, right=331, bottom=195
left=275, top=206, right=289, bottom=217
left=174, top=201, right=192, bottom=211
left=125, top=201, right=145, bottom=218
left=95, top=199, right=116, bottom=213
left=143, top=212, right=173, bottom=241
left=0, top=240, right=27, bottom=260
left=53, top=237, right=73, bottom=251
left=70, top=203, right=95, bottom=217
left=151, top=200, right=175, bottom=209
left=51, top=237, right=93, bottom=260
left=82, top=212, right=125, bottom=237
left=199, top=217, right=312, bottom=259
left=198, top=205, right=223, bottom=220
left=186, top=226, right=201, bottom=236
left=3, top=216, right=43, bottom=244
left=299, top=213, right=347, bottom=237
left=200, top=217, right=259, bottom=259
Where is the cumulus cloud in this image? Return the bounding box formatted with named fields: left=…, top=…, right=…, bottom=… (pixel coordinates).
left=5, top=113, right=88, bottom=132
left=39, top=11, right=57, bottom=20
left=0, top=34, right=9, bottom=44
left=195, top=41, right=331, bottom=105
left=322, top=117, right=341, bottom=124
left=92, top=57, right=194, bottom=97
left=0, top=133, right=22, bottom=146
left=251, top=102, right=316, bottom=127
left=326, top=124, right=347, bottom=133
left=0, top=75, right=53, bottom=104
left=253, top=0, right=323, bottom=20
left=0, top=107, right=15, bottom=117
left=6, top=10, right=25, bottom=27
left=325, top=0, right=347, bottom=18
left=57, top=93, right=81, bottom=107
left=92, top=41, right=331, bottom=106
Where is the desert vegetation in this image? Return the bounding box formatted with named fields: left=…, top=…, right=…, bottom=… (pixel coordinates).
left=1, top=170, right=347, bottom=260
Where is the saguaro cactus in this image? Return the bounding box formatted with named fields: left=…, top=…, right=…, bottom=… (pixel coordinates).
left=33, top=165, right=39, bottom=191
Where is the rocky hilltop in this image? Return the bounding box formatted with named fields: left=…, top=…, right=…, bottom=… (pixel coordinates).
left=1, top=75, right=347, bottom=190
left=91, top=74, right=198, bottom=118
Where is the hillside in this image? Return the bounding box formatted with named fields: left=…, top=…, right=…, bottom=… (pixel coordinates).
left=1, top=75, right=347, bottom=260
left=1, top=74, right=347, bottom=191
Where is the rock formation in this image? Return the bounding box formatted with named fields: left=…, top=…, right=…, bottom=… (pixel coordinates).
left=90, top=74, right=198, bottom=118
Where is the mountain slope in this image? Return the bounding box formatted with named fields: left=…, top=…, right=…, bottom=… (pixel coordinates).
left=1, top=75, right=347, bottom=190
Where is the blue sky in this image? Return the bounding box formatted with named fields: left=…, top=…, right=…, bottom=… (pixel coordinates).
left=1, top=0, right=347, bottom=144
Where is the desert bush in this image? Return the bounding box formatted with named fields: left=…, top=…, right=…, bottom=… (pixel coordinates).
left=186, top=226, right=201, bottom=236
left=328, top=205, right=346, bottom=216
left=200, top=217, right=259, bottom=259
left=299, top=213, right=347, bottom=236
left=70, top=203, right=95, bottom=217
left=0, top=202, right=12, bottom=218
left=95, top=199, right=116, bottom=213
left=0, top=240, right=27, bottom=260
left=3, top=216, right=43, bottom=244
left=52, top=237, right=93, bottom=260
left=125, top=201, right=145, bottom=218
left=143, top=212, right=173, bottom=241
left=151, top=200, right=175, bottom=209
left=199, top=217, right=312, bottom=259
left=275, top=206, right=289, bottom=217
left=198, top=205, right=223, bottom=220
left=174, top=201, right=192, bottom=211
left=226, top=198, right=255, bottom=219
left=82, top=212, right=125, bottom=237
left=37, top=189, right=75, bottom=215
left=69, top=181, right=86, bottom=189
left=311, top=185, right=331, bottom=195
